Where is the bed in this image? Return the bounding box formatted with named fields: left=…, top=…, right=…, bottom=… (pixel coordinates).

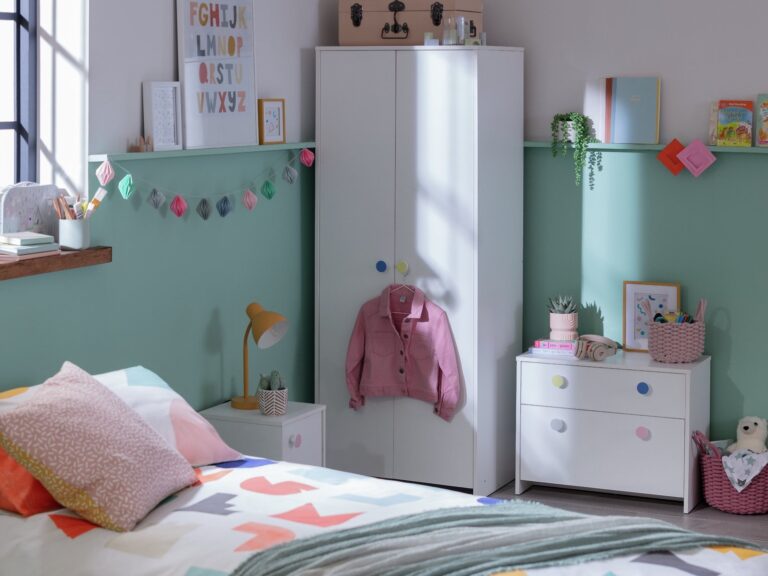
left=1, top=364, right=766, bottom=575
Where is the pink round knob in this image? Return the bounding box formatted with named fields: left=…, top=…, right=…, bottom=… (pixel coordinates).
left=290, top=433, right=303, bottom=448
left=635, top=426, right=651, bottom=441
left=295, top=433, right=302, bottom=448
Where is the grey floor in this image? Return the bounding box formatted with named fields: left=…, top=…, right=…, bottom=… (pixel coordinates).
left=491, top=483, right=768, bottom=548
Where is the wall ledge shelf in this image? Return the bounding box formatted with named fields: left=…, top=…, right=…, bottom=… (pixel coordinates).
left=88, top=141, right=316, bottom=163
left=525, top=140, right=768, bottom=154
left=0, top=247, right=112, bottom=282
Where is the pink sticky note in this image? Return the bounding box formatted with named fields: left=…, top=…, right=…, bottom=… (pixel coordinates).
left=677, top=139, right=716, bottom=177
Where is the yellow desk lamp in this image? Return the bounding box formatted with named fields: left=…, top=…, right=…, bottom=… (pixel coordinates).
left=231, top=302, right=288, bottom=410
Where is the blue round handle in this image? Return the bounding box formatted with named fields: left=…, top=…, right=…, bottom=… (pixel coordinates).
left=637, top=382, right=650, bottom=395
left=376, top=260, right=388, bottom=273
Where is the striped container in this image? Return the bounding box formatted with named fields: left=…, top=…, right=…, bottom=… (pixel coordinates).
left=258, top=389, right=288, bottom=416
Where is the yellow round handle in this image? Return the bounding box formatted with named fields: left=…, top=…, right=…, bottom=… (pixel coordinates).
left=551, top=375, right=566, bottom=389
left=396, top=260, right=409, bottom=276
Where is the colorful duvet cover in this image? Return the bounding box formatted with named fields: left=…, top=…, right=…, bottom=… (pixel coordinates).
left=1, top=457, right=765, bottom=576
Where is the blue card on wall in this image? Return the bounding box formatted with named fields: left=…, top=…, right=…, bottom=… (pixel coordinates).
left=605, top=77, right=661, bottom=144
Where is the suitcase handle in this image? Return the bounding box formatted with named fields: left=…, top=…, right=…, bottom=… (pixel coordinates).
left=381, top=4, right=409, bottom=40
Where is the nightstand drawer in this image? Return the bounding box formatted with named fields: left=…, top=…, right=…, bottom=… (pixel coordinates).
left=519, top=405, right=684, bottom=498
left=282, top=411, right=323, bottom=466
left=520, top=362, right=686, bottom=418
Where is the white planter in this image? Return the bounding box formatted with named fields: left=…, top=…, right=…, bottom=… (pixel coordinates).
left=550, top=312, right=578, bottom=341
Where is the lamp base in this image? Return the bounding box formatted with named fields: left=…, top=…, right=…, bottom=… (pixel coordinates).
left=230, top=396, right=260, bottom=410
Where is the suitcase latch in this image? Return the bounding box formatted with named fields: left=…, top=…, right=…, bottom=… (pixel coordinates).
left=382, top=1, right=409, bottom=39
left=351, top=3, right=363, bottom=27
left=431, top=2, right=444, bottom=26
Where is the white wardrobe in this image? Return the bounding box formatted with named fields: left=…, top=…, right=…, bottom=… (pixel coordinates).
left=315, top=46, right=524, bottom=495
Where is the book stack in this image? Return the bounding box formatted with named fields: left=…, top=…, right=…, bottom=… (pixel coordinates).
left=529, top=339, right=578, bottom=357
left=0, top=231, right=60, bottom=262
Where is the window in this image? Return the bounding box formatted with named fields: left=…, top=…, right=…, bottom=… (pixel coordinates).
left=0, top=0, right=37, bottom=187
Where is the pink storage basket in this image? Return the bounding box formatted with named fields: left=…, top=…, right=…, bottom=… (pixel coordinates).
left=647, top=299, right=706, bottom=363
left=692, top=431, right=768, bottom=515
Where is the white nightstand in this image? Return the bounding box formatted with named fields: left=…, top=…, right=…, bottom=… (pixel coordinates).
left=201, top=401, right=326, bottom=466
left=515, top=351, right=710, bottom=513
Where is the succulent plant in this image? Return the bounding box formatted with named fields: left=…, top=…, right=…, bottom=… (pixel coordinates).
left=258, top=374, right=272, bottom=391
left=547, top=295, right=578, bottom=315
left=259, top=370, right=286, bottom=391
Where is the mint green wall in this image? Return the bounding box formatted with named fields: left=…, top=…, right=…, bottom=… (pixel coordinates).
left=524, top=146, right=768, bottom=439
left=0, top=151, right=314, bottom=410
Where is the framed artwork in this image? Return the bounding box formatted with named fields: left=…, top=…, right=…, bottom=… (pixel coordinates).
left=623, top=281, right=680, bottom=352
left=142, top=82, right=182, bottom=151
left=258, top=99, right=286, bottom=144
left=176, top=0, right=258, bottom=148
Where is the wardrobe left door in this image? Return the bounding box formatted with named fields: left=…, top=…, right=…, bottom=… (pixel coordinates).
left=316, top=49, right=397, bottom=478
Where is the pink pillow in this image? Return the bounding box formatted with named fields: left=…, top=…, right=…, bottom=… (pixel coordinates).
left=94, top=367, right=240, bottom=466
left=0, top=362, right=196, bottom=531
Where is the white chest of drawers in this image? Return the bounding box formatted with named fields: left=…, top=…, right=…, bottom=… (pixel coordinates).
left=515, top=351, right=710, bottom=512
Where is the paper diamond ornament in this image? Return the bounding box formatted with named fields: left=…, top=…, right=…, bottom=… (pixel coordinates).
left=677, top=139, right=716, bottom=177
left=657, top=139, right=686, bottom=175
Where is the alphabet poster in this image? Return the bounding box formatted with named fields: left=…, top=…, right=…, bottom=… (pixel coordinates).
left=177, top=0, right=258, bottom=148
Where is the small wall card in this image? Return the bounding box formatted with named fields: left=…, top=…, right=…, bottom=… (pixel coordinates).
left=177, top=0, right=258, bottom=148
left=258, top=99, right=286, bottom=145
left=142, top=82, right=182, bottom=151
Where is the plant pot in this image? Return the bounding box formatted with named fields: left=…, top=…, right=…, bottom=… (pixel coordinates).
left=550, top=312, right=578, bottom=341
left=258, top=388, right=288, bottom=416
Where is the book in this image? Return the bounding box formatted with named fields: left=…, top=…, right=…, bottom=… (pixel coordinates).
left=528, top=346, right=576, bottom=357
left=533, top=339, right=578, bottom=351
left=604, top=77, right=661, bottom=144
left=0, top=231, right=55, bottom=246
left=0, top=250, right=61, bottom=262
left=708, top=101, right=719, bottom=145
left=757, top=94, right=768, bottom=147
left=716, top=100, right=753, bottom=147
left=0, top=242, right=60, bottom=255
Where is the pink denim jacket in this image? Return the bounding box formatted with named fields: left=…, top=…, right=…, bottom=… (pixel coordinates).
left=345, top=285, right=460, bottom=421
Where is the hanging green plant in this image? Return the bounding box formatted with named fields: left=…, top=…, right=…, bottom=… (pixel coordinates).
left=550, top=112, right=603, bottom=189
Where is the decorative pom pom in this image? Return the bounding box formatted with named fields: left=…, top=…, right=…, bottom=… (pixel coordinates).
left=216, top=195, right=232, bottom=217
left=261, top=180, right=276, bottom=200
left=117, top=174, right=134, bottom=199
left=242, top=189, right=258, bottom=211
left=148, top=188, right=166, bottom=209
left=282, top=165, right=298, bottom=184
left=299, top=148, right=315, bottom=168
left=196, top=198, right=211, bottom=220
left=95, top=160, right=115, bottom=186
left=170, top=195, right=188, bottom=218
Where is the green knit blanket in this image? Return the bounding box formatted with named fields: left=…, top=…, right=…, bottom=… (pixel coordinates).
left=233, top=500, right=761, bottom=576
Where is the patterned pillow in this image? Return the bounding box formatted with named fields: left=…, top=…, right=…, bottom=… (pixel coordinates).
left=93, top=366, right=240, bottom=466
left=0, top=362, right=197, bottom=531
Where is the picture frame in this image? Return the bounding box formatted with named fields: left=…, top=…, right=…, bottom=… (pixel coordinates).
left=623, top=281, right=681, bottom=352
left=176, top=0, right=258, bottom=148
left=258, top=98, right=286, bottom=145
left=142, top=82, right=182, bottom=151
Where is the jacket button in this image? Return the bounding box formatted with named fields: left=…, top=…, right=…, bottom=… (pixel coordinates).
left=399, top=368, right=404, bottom=374
left=404, top=318, right=410, bottom=323
left=399, top=350, right=404, bottom=355
left=404, top=334, right=409, bottom=339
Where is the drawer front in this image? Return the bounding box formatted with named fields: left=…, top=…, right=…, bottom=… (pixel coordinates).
left=209, top=419, right=282, bottom=461
left=520, top=405, right=684, bottom=498
left=281, top=412, right=324, bottom=466
left=520, top=362, right=686, bottom=418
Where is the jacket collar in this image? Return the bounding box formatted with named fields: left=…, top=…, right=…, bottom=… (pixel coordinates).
left=378, top=284, right=426, bottom=320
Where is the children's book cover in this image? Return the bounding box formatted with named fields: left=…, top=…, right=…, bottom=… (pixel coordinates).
left=757, top=94, right=768, bottom=147
left=716, top=100, right=753, bottom=147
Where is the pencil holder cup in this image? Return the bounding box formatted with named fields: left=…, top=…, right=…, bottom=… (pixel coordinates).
left=58, top=219, right=90, bottom=250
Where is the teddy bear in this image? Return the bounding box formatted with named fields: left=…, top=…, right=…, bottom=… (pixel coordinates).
left=727, top=416, right=768, bottom=454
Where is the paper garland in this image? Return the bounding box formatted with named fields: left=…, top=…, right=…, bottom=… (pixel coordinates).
left=93, top=148, right=314, bottom=223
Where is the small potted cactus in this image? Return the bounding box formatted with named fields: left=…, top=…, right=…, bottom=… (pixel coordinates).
left=548, top=295, right=579, bottom=340
left=257, top=370, right=287, bottom=416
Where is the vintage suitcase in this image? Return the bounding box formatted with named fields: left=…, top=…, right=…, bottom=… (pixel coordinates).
left=339, top=0, right=484, bottom=46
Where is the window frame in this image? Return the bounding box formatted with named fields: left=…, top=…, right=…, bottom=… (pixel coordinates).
left=1, top=0, right=37, bottom=184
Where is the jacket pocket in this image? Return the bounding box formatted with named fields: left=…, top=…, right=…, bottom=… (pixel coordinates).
left=371, top=332, right=396, bottom=356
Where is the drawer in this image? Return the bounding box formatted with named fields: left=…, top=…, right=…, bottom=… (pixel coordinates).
left=520, top=362, right=686, bottom=418
left=519, top=405, right=684, bottom=498
left=281, top=411, right=324, bottom=466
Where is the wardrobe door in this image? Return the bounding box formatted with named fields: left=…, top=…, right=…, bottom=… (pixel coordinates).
left=315, top=50, right=397, bottom=478
left=392, top=50, right=477, bottom=489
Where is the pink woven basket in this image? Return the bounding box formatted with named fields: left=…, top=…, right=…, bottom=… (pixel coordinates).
left=692, top=431, right=768, bottom=515
left=647, top=299, right=706, bottom=363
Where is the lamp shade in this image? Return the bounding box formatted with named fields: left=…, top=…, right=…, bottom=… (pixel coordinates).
left=246, top=302, right=288, bottom=349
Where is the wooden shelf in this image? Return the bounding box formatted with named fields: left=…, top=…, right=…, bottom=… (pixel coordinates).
left=525, top=140, right=768, bottom=154
left=88, top=141, right=316, bottom=163
left=0, top=247, right=112, bottom=281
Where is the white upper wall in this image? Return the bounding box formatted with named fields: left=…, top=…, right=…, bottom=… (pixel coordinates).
left=90, top=0, right=766, bottom=151
left=486, top=0, right=768, bottom=142
left=89, top=0, right=336, bottom=153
